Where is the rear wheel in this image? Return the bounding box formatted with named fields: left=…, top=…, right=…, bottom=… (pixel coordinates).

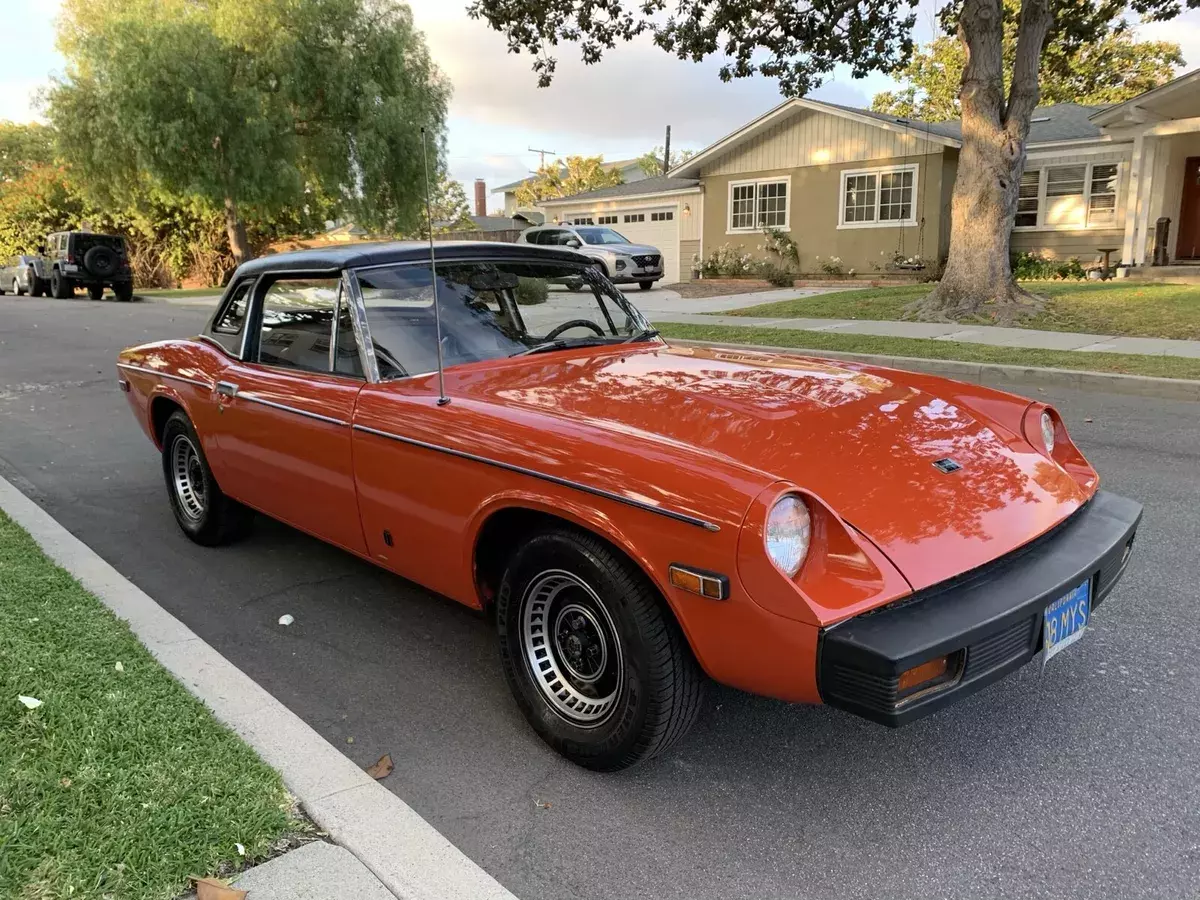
left=161, top=411, right=253, bottom=546
left=638, top=281, right=654, bottom=290
left=113, top=282, right=133, bottom=302
left=15, top=278, right=26, bottom=296
left=87, top=284, right=104, bottom=300
left=50, top=269, right=71, bottom=299
left=495, top=527, right=705, bottom=771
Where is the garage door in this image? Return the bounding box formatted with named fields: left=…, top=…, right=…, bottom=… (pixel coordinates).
left=566, top=207, right=680, bottom=284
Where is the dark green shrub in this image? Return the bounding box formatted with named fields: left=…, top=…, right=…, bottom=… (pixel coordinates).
left=515, top=276, right=548, bottom=305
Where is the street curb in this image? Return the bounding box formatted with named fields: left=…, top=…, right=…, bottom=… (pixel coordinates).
left=666, top=338, right=1200, bottom=401
left=0, top=474, right=518, bottom=900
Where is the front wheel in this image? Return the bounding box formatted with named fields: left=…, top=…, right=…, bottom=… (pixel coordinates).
left=87, top=285, right=105, bottom=300
left=113, top=282, right=133, bottom=302
left=29, top=277, right=45, bottom=297
left=496, top=528, right=705, bottom=771
left=638, top=281, right=654, bottom=291
left=161, top=411, right=253, bottom=546
left=15, top=278, right=26, bottom=296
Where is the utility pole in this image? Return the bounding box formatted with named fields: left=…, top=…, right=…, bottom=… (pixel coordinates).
left=663, top=126, right=671, bottom=176
left=528, top=146, right=556, bottom=170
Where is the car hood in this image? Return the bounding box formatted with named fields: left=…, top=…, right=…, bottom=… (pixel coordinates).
left=456, top=343, right=1092, bottom=591
left=592, top=243, right=660, bottom=255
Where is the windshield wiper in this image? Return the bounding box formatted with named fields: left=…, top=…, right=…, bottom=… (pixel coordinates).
left=511, top=337, right=619, bottom=357
left=624, top=328, right=660, bottom=343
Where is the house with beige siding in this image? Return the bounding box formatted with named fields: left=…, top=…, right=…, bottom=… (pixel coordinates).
left=541, top=67, right=1200, bottom=283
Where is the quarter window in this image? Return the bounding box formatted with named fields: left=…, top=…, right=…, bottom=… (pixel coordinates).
left=256, top=278, right=343, bottom=374
left=839, top=165, right=917, bottom=227
left=729, top=179, right=789, bottom=231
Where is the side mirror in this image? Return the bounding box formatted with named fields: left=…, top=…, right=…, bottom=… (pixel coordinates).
left=565, top=238, right=581, bottom=249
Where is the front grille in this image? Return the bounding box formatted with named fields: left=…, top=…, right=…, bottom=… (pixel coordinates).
left=963, top=616, right=1037, bottom=677
left=632, top=254, right=660, bottom=267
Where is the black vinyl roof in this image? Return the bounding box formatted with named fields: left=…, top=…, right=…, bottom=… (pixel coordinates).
left=235, top=240, right=585, bottom=276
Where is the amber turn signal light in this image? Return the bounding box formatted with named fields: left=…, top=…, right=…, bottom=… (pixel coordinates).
left=668, top=565, right=729, bottom=600
left=897, top=656, right=949, bottom=693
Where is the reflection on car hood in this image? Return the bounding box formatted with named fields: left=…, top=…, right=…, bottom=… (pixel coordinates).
left=457, top=343, right=1092, bottom=590
left=592, top=243, right=660, bottom=256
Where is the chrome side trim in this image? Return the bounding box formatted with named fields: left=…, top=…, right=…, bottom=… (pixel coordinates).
left=239, top=393, right=349, bottom=427
left=344, top=270, right=381, bottom=384
left=116, top=362, right=211, bottom=390
left=352, top=424, right=720, bottom=532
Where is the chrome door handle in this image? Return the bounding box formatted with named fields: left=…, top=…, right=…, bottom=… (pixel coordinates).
left=215, top=381, right=239, bottom=398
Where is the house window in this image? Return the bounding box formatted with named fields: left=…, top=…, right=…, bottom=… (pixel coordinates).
left=570, top=217, right=594, bottom=225
left=1088, top=164, right=1119, bottom=226
left=728, top=178, right=789, bottom=231
left=651, top=211, right=674, bottom=221
left=624, top=213, right=645, bottom=223
left=1014, top=162, right=1122, bottom=229
left=597, top=215, right=618, bottom=224
left=838, top=165, right=917, bottom=227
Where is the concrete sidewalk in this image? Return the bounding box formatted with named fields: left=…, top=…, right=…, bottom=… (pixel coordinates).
left=651, top=311, right=1200, bottom=359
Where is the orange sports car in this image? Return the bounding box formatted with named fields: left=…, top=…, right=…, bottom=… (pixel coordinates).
left=118, top=242, right=1142, bottom=770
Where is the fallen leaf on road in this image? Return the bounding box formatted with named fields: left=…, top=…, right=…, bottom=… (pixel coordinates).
left=365, top=754, right=394, bottom=780
left=18, top=695, right=42, bottom=709
left=278, top=614, right=294, bottom=626
left=192, top=876, right=247, bottom=900
left=1084, top=417, right=1094, bottom=423
left=535, top=800, right=552, bottom=810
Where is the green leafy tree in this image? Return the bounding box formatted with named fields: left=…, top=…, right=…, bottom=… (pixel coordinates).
left=470, top=0, right=1199, bottom=322
left=0, top=122, right=57, bottom=183
left=0, top=166, right=88, bottom=257
left=637, top=147, right=695, bottom=177
left=428, top=176, right=475, bottom=232
left=48, top=0, right=449, bottom=264
left=873, top=1, right=1183, bottom=121
left=514, top=155, right=622, bottom=206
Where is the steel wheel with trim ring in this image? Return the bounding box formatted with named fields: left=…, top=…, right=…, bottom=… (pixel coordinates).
left=496, top=527, right=706, bottom=770
left=160, top=410, right=253, bottom=546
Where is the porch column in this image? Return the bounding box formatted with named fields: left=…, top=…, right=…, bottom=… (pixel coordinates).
left=1120, top=131, right=1145, bottom=266
left=1134, top=136, right=1158, bottom=266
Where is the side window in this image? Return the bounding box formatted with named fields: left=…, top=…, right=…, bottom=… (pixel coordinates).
left=256, top=278, right=341, bottom=374
left=332, top=297, right=362, bottom=377
left=213, top=280, right=253, bottom=335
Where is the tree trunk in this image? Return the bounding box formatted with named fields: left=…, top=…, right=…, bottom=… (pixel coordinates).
left=224, top=196, right=252, bottom=266
left=908, top=0, right=1054, bottom=326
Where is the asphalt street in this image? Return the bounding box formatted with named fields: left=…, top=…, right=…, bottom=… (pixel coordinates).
left=2, top=294, right=1198, bottom=900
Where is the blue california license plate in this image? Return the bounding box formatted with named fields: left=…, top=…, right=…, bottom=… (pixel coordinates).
left=1043, top=580, right=1091, bottom=662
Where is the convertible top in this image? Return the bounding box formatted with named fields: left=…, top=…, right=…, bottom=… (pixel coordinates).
left=235, top=240, right=587, bottom=276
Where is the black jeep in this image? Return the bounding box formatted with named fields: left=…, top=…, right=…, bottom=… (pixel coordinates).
left=41, top=231, right=134, bottom=301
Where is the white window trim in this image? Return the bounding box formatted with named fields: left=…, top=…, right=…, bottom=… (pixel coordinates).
left=726, top=175, right=791, bottom=234
left=1013, top=161, right=1124, bottom=232
left=837, top=163, right=919, bottom=229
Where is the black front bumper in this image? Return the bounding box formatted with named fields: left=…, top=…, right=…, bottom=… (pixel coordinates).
left=817, top=490, right=1142, bottom=726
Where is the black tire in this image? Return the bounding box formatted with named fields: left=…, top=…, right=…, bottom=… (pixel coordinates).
left=30, top=277, right=45, bottom=297
left=161, top=411, right=253, bottom=546
left=50, top=269, right=72, bottom=299
left=638, top=281, right=654, bottom=290
left=15, top=278, right=26, bottom=296
left=496, top=527, right=705, bottom=771
left=113, top=282, right=134, bottom=302
left=0, top=283, right=6, bottom=295
left=87, top=284, right=105, bottom=301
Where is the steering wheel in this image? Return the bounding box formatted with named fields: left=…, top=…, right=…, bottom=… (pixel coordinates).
left=544, top=319, right=605, bottom=340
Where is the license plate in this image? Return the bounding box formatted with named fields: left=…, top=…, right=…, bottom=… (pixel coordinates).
left=1043, top=579, right=1091, bottom=662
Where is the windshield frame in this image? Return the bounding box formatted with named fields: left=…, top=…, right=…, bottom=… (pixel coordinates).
left=347, top=256, right=655, bottom=384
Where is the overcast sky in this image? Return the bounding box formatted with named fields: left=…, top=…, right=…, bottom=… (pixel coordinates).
left=5, top=0, right=1198, bottom=211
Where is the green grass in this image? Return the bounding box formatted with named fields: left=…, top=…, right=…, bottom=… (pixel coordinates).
left=0, top=510, right=297, bottom=899
left=135, top=287, right=223, bottom=298
left=656, top=322, right=1200, bottom=380
left=726, top=281, right=1200, bottom=341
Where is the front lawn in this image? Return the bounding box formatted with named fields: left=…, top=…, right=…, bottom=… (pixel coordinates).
left=655, top=322, right=1200, bottom=380
left=726, top=281, right=1200, bottom=341
left=0, top=510, right=298, bottom=899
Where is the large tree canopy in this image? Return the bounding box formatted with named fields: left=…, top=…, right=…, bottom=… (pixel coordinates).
left=48, top=0, right=449, bottom=262
left=514, top=156, right=622, bottom=206
left=472, top=0, right=1197, bottom=321
left=0, top=122, right=56, bottom=183
left=873, top=0, right=1183, bottom=120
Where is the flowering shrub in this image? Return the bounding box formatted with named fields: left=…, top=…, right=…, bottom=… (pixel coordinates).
left=701, top=243, right=756, bottom=277
left=814, top=255, right=846, bottom=277
left=1011, top=252, right=1086, bottom=281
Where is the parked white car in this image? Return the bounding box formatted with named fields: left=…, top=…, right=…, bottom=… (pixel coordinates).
left=517, top=224, right=664, bottom=290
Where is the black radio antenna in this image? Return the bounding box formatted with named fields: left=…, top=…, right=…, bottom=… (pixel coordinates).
left=421, top=126, right=450, bottom=407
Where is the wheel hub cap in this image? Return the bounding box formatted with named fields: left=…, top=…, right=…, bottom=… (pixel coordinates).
left=170, top=435, right=206, bottom=521
left=521, top=570, right=623, bottom=726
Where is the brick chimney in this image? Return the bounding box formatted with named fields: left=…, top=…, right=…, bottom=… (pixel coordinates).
left=474, top=179, right=487, bottom=217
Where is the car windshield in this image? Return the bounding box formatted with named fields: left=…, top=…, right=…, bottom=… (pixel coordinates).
left=575, top=227, right=630, bottom=245
left=354, top=260, right=654, bottom=379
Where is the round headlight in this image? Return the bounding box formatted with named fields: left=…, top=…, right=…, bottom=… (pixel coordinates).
left=1040, top=410, right=1056, bottom=454
left=765, top=495, right=812, bottom=577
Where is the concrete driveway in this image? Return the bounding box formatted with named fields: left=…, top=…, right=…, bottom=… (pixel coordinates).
left=1, top=295, right=1197, bottom=900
